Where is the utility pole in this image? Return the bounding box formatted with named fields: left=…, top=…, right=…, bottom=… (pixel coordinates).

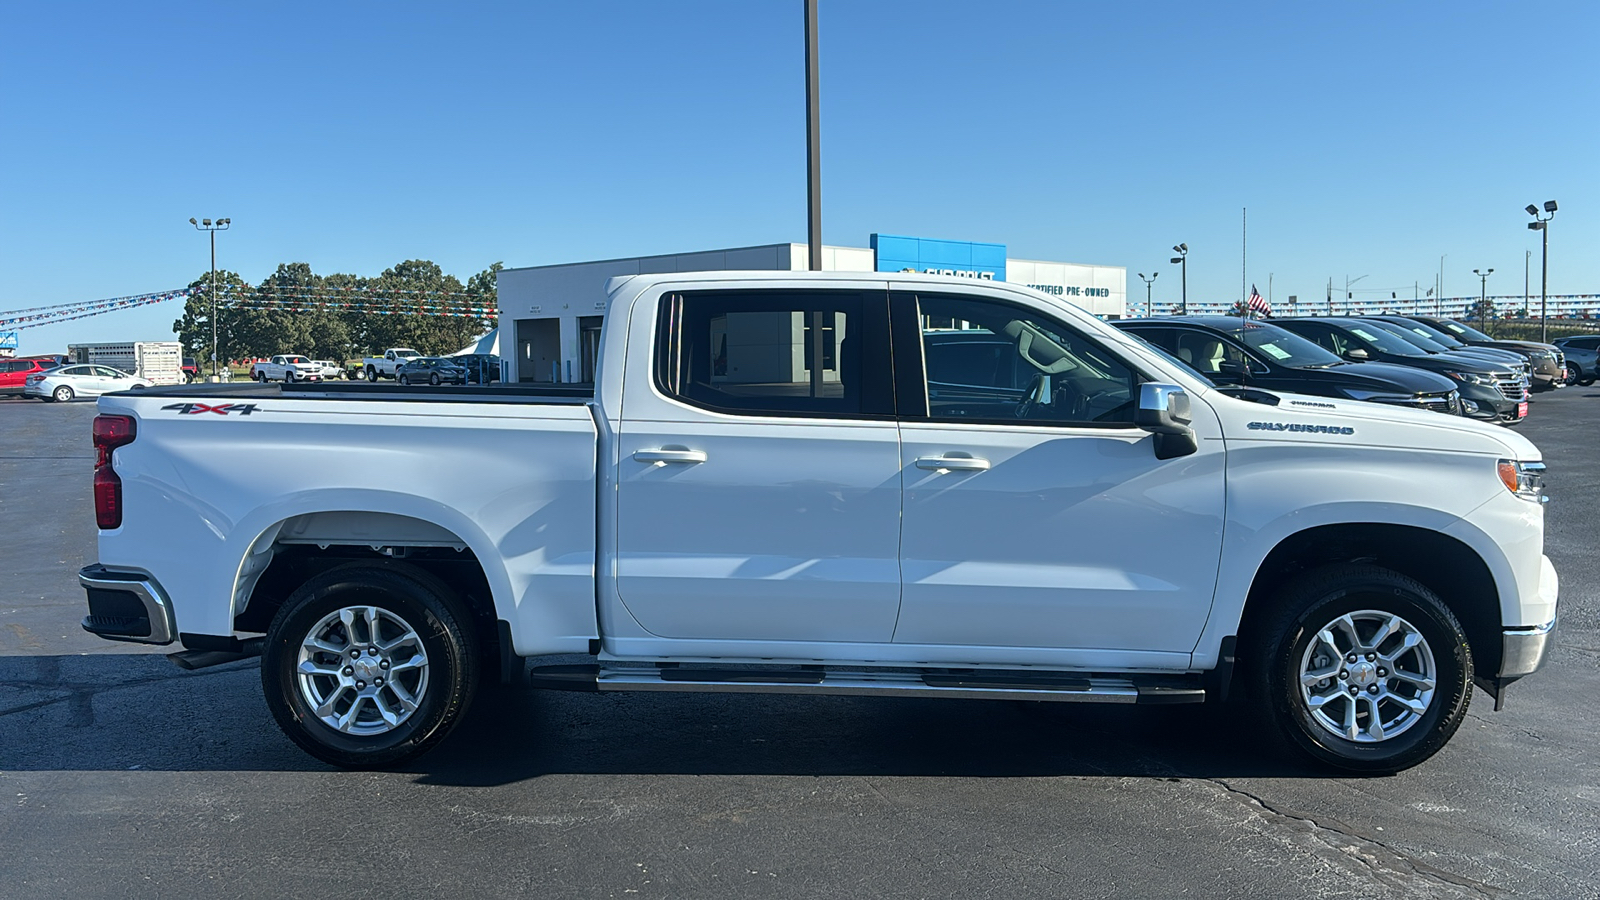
left=803, top=0, right=822, bottom=271
left=1473, top=268, right=1495, bottom=334
left=189, top=217, right=231, bottom=380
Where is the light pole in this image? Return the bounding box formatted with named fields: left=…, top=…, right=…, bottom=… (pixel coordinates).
left=1527, top=200, right=1556, bottom=342
left=1438, top=254, right=1446, bottom=316
left=803, top=0, right=822, bottom=271
left=189, top=217, right=231, bottom=380
left=1137, top=271, right=1158, bottom=315
left=1473, top=267, right=1494, bottom=334
left=1169, top=244, right=1188, bottom=315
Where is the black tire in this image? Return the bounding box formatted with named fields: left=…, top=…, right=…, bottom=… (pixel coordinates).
left=399, top=374, right=409, bottom=385
left=1565, top=362, right=1580, bottom=387
left=1250, top=563, right=1472, bottom=774
left=52, top=385, right=74, bottom=402
left=261, top=563, right=480, bottom=768
left=366, top=366, right=378, bottom=383
left=430, top=373, right=441, bottom=386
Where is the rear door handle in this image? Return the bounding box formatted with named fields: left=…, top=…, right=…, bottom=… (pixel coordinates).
left=634, top=449, right=708, bottom=464
left=915, top=455, right=991, bottom=472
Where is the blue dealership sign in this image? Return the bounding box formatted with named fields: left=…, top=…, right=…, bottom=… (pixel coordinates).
left=871, top=234, right=1006, bottom=281
left=0, top=331, right=17, bottom=351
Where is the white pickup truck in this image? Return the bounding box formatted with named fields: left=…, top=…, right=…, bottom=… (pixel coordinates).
left=79, top=271, right=1557, bottom=773
left=362, top=348, right=421, bottom=381
left=251, top=354, right=323, bottom=383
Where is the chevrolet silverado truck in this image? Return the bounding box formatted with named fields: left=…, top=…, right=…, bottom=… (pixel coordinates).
left=79, top=271, right=1558, bottom=773
left=362, top=348, right=421, bottom=381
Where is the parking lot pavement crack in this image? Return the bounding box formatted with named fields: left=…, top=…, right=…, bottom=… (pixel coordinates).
left=1203, top=778, right=1504, bottom=899
left=1463, top=711, right=1549, bottom=743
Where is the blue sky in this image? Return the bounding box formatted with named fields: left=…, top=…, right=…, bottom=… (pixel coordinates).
left=2, top=1, right=1596, bottom=353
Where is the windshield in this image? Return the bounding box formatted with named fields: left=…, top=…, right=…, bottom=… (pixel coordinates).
left=1344, top=323, right=1426, bottom=356
left=1386, top=318, right=1465, bottom=348
left=285, top=356, right=309, bottom=363
left=1122, top=331, right=1216, bottom=387
left=1359, top=320, right=1449, bottom=353
left=1436, top=319, right=1494, bottom=342
left=1229, top=321, right=1343, bottom=368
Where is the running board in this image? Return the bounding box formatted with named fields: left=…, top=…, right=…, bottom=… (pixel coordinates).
left=527, top=664, right=1206, bottom=705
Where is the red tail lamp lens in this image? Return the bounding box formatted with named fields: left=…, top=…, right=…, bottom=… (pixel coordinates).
left=92, top=415, right=136, bottom=529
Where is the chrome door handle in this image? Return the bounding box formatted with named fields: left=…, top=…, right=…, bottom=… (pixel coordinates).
left=915, top=455, right=990, bottom=472
left=633, top=449, right=708, bottom=464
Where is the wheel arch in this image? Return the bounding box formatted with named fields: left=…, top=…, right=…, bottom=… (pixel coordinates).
left=229, top=506, right=514, bottom=665
left=1234, top=523, right=1502, bottom=684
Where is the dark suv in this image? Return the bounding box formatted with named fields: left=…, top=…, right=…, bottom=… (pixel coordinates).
left=1113, top=317, right=1462, bottom=415
left=1273, top=318, right=1527, bottom=424
left=1551, top=335, right=1599, bottom=385
left=1406, top=316, right=1564, bottom=389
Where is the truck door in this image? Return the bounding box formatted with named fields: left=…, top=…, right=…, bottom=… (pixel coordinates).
left=892, top=290, right=1226, bottom=661
left=613, top=287, right=903, bottom=644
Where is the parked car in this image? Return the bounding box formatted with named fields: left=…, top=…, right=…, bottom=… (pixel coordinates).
left=251, top=355, right=323, bottom=383
left=1113, top=316, right=1463, bottom=415
left=1365, top=316, right=1532, bottom=373
left=26, top=364, right=151, bottom=401
left=396, top=356, right=467, bottom=385
left=362, top=348, right=422, bottom=381
left=1273, top=318, right=1526, bottom=425
left=1550, top=335, right=1599, bottom=386
left=1404, top=316, right=1565, bottom=390
left=82, top=272, right=1557, bottom=774
left=313, top=360, right=345, bottom=380
left=1, top=358, right=57, bottom=398
left=453, top=353, right=502, bottom=384
left=181, top=358, right=201, bottom=382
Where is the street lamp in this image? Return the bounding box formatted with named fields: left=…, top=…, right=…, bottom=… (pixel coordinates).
left=1169, top=244, right=1188, bottom=315
left=1344, top=274, right=1369, bottom=314
left=1473, top=267, right=1495, bottom=334
left=1527, top=200, right=1556, bottom=342
left=1137, top=271, right=1158, bottom=315
left=189, top=217, right=231, bottom=380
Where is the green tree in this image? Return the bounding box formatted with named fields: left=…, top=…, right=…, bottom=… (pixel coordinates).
left=253, top=263, right=355, bottom=362
left=172, top=269, right=250, bottom=370
left=364, top=260, right=490, bottom=356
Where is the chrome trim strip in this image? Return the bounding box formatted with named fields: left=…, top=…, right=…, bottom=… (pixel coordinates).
left=79, top=567, right=177, bottom=645
left=1499, top=619, right=1556, bottom=679
left=596, top=668, right=1144, bottom=703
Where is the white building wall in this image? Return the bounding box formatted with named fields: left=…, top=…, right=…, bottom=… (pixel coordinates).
left=1005, top=258, right=1128, bottom=318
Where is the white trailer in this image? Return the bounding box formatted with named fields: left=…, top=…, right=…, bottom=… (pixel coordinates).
left=67, top=341, right=184, bottom=385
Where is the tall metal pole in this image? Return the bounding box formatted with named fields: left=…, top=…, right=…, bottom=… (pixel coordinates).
left=804, top=0, right=822, bottom=271
left=1439, top=254, right=1446, bottom=316
left=210, top=230, right=218, bottom=379
left=1524, top=249, right=1530, bottom=320
left=1181, top=255, right=1186, bottom=315
left=1540, top=218, right=1549, bottom=342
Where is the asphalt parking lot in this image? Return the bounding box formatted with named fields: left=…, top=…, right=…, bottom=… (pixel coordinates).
left=2, top=390, right=1597, bottom=899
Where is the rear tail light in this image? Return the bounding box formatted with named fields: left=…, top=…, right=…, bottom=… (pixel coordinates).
left=92, top=415, right=137, bottom=529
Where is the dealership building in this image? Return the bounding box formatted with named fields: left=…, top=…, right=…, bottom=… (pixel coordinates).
left=496, top=234, right=1126, bottom=383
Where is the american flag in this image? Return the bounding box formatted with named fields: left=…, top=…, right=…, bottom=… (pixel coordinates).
left=1247, top=284, right=1271, bottom=317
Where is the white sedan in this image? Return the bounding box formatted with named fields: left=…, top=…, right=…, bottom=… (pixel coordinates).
left=26, top=364, right=152, bottom=402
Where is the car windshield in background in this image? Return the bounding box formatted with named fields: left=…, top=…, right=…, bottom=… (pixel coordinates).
left=1362, top=320, right=1449, bottom=353
left=1229, top=322, right=1343, bottom=368
left=1345, top=323, right=1426, bottom=356
left=1391, top=319, right=1465, bottom=348
left=1123, top=332, right=1216, bottom=387
left=1438, top=319, right=1495, bottom=342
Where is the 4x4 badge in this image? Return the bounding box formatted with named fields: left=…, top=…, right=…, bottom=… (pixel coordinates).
left=162, top=402, right=261, bottom=416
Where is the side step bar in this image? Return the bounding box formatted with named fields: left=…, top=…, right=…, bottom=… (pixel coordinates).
left=528, top=664, right=1206, bottom=705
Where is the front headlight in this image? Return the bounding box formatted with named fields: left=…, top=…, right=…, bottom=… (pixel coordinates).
left=1443, top=370, right=1494, bottom=385
left=1497, top=459, right=1546, bottom=502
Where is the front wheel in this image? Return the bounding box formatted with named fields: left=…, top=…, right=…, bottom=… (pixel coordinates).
left=52, top=385, right=74, bottom=402
left=1565, top=362, right=1580, bottom=386
left=1251, top=563, right=1472, bottom=774
left=430, top=373, right=441, bottom=386
left=261, top=564, right=479, bottom=768
left=399, top=374, right=409, bottom=385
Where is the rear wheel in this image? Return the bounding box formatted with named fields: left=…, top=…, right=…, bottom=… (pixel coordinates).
left=1251, top=563, right=1471, bottom=773
left=366, top=367, right=378, bottom=382
left=399, top=374, right=409, bottom=385
left=430, top=373, right=441, bottom=386
left=261, top=564, right=479, bottom=768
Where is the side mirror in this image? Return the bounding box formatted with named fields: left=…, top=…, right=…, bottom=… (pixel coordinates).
left=1344, top=348, right=1370, bottom=361
left=1135, top=383, right=1198, bottom=460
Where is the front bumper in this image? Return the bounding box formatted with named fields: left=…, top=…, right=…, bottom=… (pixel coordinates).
left=79, top=565, right=176, bottom=645
left=1499, top=619, right=1556, bottom=680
